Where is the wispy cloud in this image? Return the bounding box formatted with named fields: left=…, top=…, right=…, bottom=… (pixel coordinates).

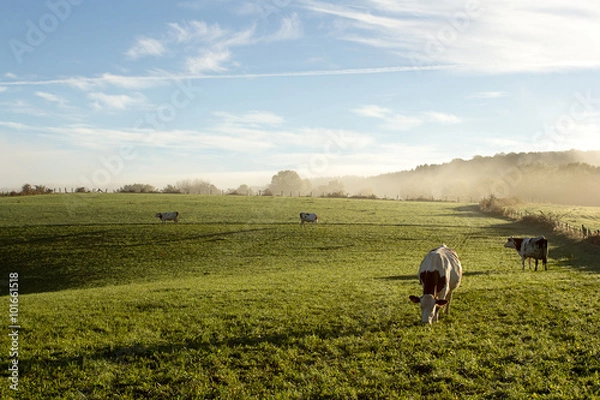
left=0, top=100, right=51, bottom=117
left=352, top=104, right=391, bottom=119
left=265, top=13, right=302, bottom=42
left=186, top=49, right=232, bottom=73
left=124, top=20, right=242, bottom=73
left=304, top=0, right=600, bottom=73
left=167, top=20, right=227, bottom=44
left=123, top=15, right=298, bottom=74
left=126, top=21, right=227, bottom=61
left=353, top=104, right=461, bottom=131
left=0, top=121, right=30, bottom=130
left=125, top=37, right=166, bottom=59
left=88, top=92, right=148, bottom=110
left=1, top=109, right=373, bottom=159
left=425, top=112, right=461, bottom=125
left=35, top=91, right=69, bottom=106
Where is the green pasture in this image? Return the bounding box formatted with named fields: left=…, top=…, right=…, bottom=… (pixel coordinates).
left=1, top=194, right=600, bottom=399
left=511, top=202, right=600, bottom=231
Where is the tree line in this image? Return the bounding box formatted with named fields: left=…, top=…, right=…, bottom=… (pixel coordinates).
left=116, top=171, right=344, bottom=197
left=6, top=151, right=600, bottom=205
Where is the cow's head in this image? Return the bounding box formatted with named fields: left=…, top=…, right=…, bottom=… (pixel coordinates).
left=155, top=213, right=162, bottom=219
left=504, top=236, right=517, bottom=249
left=409, top=294, right=448, bottom=324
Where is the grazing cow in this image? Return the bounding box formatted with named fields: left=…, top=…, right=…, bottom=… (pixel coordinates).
left=155, top=211, right=180, bottom=223
left=409, top=245, right=463, bottom=324
left=299, top=212, right=318, bottom=225
left=504, top=236, right=548, bottom=271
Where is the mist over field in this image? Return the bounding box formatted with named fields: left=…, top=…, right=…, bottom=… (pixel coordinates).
left=6, top=149, right=600, bottom=207
left=330, top=150, right=600, bottom=205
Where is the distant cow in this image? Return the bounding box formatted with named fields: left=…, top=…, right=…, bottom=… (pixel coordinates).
left=155, top=211, right=180, bottom=223
left=504, top=236, right=548, bottom=271
left=409, top=245, right=463, bottom=324
left=299, top=212, right=318, bottom=225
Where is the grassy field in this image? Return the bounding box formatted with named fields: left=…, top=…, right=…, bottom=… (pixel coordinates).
left=510, top=202, right=600, bottom=232
left=1, top=194, right=600, bottom=399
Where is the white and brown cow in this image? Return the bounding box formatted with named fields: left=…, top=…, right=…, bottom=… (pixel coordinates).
left=504, top=236, right=548, bottom=270
left=155, top=211, right=180, bottom=223
left=409, top=244, right=463, bottom=324
left=299, top=212, right=318, bottom=225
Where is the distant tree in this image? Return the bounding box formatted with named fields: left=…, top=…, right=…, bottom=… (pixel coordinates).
left=316, top=179, right=346, bottom=197
left=228, top=184, right=254, bottom=196
left=354, top=187, right=376, bottom=198
left=269, top=170, right=311, bottom=196
left=118, top=183, right=156, bottom=193
left=324, top=190, right=347, bottom=198
left=176, top=179, right=220, bottom=195
left=16, top=183, right=53, bottom=196
left=35, top=185, right=53, bottom=194
left=162, top=184, right=181, bottom=194
left=21, top=184, right=33, bottom=195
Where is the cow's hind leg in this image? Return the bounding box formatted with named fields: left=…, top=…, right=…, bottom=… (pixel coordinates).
left=535, top=259, right=538, bottom=271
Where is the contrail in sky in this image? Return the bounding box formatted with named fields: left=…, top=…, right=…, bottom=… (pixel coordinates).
left=0, top=65, right=456, bottom=87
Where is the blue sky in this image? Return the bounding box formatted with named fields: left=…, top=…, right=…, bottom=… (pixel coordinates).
left=1, top=0, right=600, bottom=191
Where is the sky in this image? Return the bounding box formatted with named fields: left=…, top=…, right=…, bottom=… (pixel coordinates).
left=1, top=0, right=600, bottom=191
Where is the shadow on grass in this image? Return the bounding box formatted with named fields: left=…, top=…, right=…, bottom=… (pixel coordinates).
left=488, top=215, right=600, bottom=274
left=451, top=204, right=600, bottom=274
left=0, top=226, right=273, bottom=296
left=11, top=320, right=407, bottom=381
left=452, top=204, right=497, bottom=219
left=4, top=206, right=600, bottom=298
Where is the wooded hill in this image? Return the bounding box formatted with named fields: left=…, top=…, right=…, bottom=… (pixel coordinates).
left=327, top=150, right=600, bottom=206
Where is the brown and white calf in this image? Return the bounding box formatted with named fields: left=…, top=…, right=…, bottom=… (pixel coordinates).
left=299, top=212, right=318, bottom=225
left=504, top=236, right=548, bottom=271
left=155, top=211, right=180, bottom=223
left=409, top=245, right=463, bottom=324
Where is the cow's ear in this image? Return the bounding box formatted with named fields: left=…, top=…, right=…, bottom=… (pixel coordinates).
left=436, top=299, right=448, bottom=306
left=409, top=295, right=420, bottom=304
